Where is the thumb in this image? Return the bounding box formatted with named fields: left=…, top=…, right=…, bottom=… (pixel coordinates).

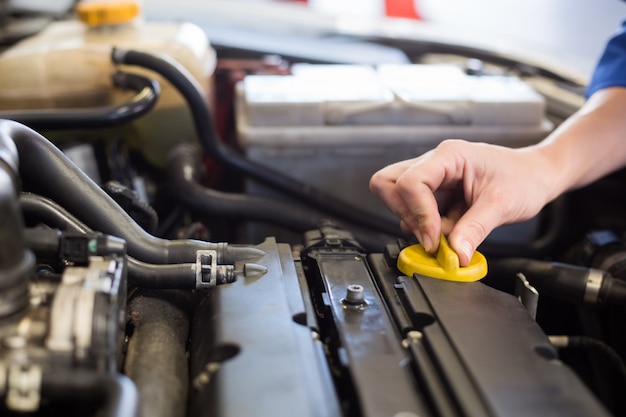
left=448, top=201, right=503, bottom=267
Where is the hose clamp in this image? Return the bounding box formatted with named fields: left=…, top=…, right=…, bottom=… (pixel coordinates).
left=584, top=269, right=604, bottom=305
left=196, top=250, right=218, bottom=290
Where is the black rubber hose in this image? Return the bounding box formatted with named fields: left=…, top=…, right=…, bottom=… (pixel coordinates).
left=0, top=136, right=22, bottom=267
left=0, top=71, right=160, bottom=129
left=168, top=143, right=332, bottom=231
left=41, top=370, right=138, bottom=417
left=124, top=289, right=192, bottom=417
left=489, top=258, right=626, bottom=308
left=111, top=48, right=402, bottom=237
left=598, top=276, right=626, bottom=307
left=20, top=192, right=91, bottom=233
left=550, top=335, right=626, bottom=391
left=489, top=258, right=592, bottom=304
left=20, top=193, right=200, bottom=289
left=168, top=143, right=396, bottom=251
left=0, top=166, right=27, bottom=269
left=3, top=119, right=259, bottom=264
left=0, top=137, right=32, bottom=319
left=127, top=257, right=196, bottom=289
left=565, top=336, right=626, bottom=382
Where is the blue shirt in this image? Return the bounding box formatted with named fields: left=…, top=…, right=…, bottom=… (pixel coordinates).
left=587, top=20, right=626, bottom=97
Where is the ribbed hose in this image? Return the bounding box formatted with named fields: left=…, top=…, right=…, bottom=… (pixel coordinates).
left=1, top=119, right=259, bottom=264
left=124, top=289, right=192, bottom=417
left=111, top=48, right=402, bottom=238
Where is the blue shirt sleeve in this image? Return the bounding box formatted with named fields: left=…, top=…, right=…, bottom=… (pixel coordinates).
left=587, top=20, right=626, bottom=98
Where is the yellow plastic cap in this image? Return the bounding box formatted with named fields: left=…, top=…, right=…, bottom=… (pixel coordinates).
left=397, top=234, right=487, bottom=282
left=76, top=1, right=140, bottom=26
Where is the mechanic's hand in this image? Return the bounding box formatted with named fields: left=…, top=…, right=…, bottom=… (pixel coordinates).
left=369, top=139, right=555, bottom=266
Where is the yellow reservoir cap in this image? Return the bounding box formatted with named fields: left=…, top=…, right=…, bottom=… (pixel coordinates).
left=76, top=1, right=140, bottom=26
left=397, top=235, right=487, bottom=282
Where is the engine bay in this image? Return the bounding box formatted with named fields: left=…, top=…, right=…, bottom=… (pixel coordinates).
left=1, top=2, right=626, bottom=416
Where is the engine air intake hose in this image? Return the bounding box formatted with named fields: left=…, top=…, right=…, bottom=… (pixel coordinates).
left=0, top=128, right=33, bottom=319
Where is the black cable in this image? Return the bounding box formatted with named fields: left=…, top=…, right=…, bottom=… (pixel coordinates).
left=551, top=335, right=626, bottom=388
left=111, top=48, right=402, bottom=238
left=0, top=71, right=160, bottom=129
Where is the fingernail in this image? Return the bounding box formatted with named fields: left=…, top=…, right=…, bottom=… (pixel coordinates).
left=422, top=234, right=434, bottom=253
left=460, top=240, right=473, bottom=263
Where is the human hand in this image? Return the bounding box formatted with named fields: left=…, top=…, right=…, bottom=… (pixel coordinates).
left=369, top=139, right=556, bottom=266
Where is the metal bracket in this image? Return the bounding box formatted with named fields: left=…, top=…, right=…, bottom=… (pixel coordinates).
left=515, top=273, right=539, bottom=320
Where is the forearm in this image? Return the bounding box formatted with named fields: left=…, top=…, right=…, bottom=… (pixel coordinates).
left=532, top=87, right=626, bottom=199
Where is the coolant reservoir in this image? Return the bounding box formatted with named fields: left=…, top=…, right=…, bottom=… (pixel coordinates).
left=0, top=0, right=217, bottom=167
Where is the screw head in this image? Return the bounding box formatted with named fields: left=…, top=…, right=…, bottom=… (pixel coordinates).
left=344, top=284, right=365, bottom=305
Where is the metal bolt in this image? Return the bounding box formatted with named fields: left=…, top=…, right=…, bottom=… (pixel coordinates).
left=344, top=284, right=365, bottom=305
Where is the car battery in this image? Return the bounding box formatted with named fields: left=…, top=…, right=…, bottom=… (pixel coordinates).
left=235, top=63, right=553, bottom=244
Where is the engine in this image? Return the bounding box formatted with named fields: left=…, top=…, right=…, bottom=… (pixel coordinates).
left=0, top=2, right=625, bottom=417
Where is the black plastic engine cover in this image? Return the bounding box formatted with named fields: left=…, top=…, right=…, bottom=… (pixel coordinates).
left=188, top=229, right=611, bottom=417
left=369, top=248, right=611, bottom=417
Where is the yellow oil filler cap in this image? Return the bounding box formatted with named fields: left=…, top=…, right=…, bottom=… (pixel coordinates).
left=76, top=1, right=140, bottom=26
left=397, top=235, right=487, bottom=282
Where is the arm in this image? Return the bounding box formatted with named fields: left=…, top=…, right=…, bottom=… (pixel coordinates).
left=369, top=86, right=626, bottom=266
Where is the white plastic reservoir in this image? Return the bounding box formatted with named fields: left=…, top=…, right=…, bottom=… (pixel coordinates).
left=0, top=0, right=217, bottom=167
